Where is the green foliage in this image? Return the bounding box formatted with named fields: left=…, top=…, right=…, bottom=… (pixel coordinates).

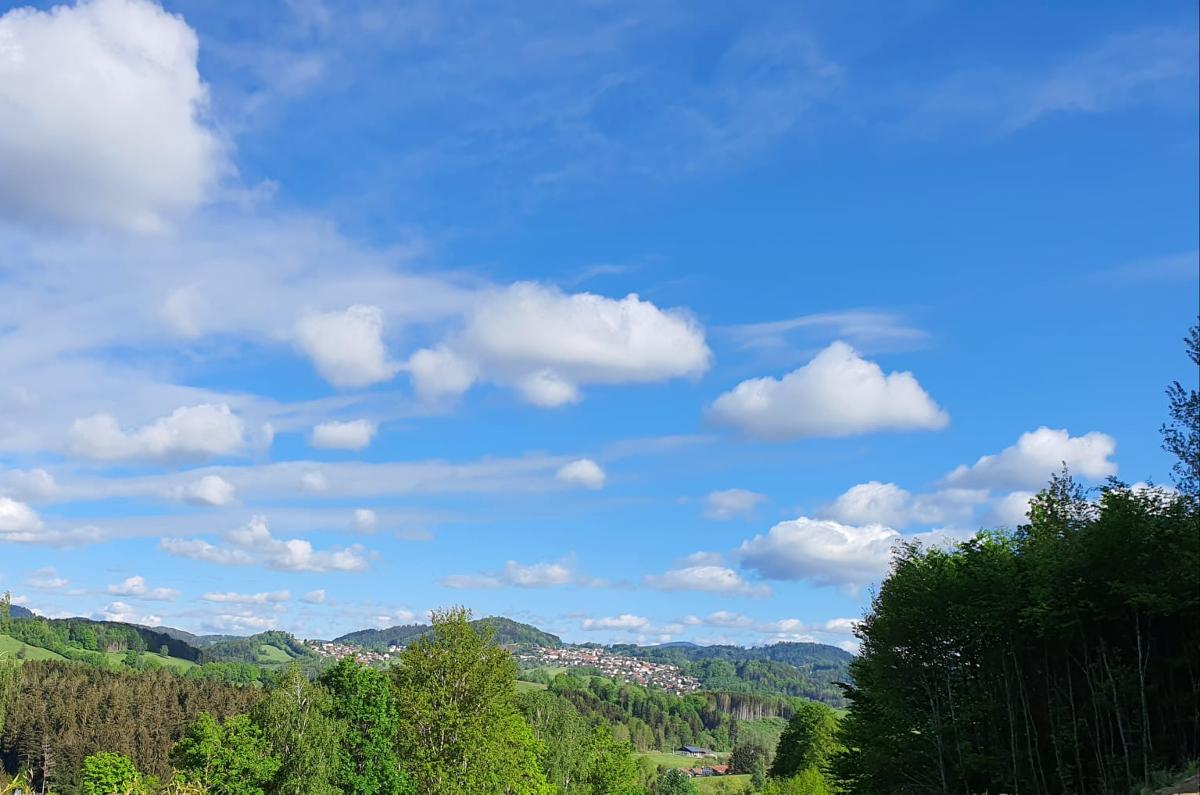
left=835, top=475, right=1200, bottom=793
left=582, top=726, right=643, bottom=795
left=759, top=767, right=832, bottom=795
left=390, top=607, right=550, bottom=794
left=652, top=768, right=698, bottom=795
left=337, top=616, right=561, bottom=652
left=81, top=751, right=142, bottom=794
left=172, top=712, right=280, bottom=795
left=1161, top=320, right=1199, bottom=498
left=251, top=665, right=341, bottom=794
left=318, top=656, right=410, bottom=794
left=768, top=701, right=839, bottom=779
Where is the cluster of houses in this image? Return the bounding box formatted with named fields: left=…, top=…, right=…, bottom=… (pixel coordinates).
left=676, top=746, right=731, bottom=777
left=515, top=646, right=701, bottom=695
left=305, top=639, right=397, bottom=665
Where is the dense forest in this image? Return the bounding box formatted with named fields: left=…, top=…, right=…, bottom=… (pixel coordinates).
left=834, top=326, right=1200, bottom=794
left=336, top=617, right=563, bottom=651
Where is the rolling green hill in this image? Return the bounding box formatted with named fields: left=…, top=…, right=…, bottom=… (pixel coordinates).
left=0, top=633, right=67, bottom=661
left=335, top=616, right=562, bottom=651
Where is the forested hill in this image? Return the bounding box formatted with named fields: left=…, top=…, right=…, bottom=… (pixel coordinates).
left=335, top=616, right=562, bottom=650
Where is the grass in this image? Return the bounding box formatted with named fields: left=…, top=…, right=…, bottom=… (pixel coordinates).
left=515, top=679, right=547, bottom=692
left=694, top=774, right=752, bottom=793
left=104, top=650, right=197, bottom=671
left=637, top=751, right=731, bottom=771
left=256, top=644, right=295, bottom=664
left=0, top=634, right=66, bottom=662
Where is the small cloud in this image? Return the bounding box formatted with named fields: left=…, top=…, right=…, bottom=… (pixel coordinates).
left=107, top=575, right=180, bottom=601
left=302, top=589, right=326, bottom=604
left=352, top=508, right=377, bottom=533
left=556, top=459, right=606, bottom=489
left=704, top=489, right=766, bottom=520
left=169, top=475, right=236, bottom=507
left=310, top=419, right=377, bottom=451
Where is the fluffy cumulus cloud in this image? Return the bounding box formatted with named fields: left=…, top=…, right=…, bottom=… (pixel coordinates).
left=310, top=419, right=377, bottom=450
left=822, top=481, right=987, bottom=528
left=644, top=564, right=770, bottom=597
left=944, top=427, right=1118, bottom=489
left=169, top=475, right=236, bottom=507
left=295, top=305, right=400, bottom=388
left=737, top=516, right=901, bottom=589
left=0, top=497, right=43, bottom=533
left=556, top=458, right=606, bottom=489
left=69, top=403, right=245, bottom=462
left=406, top=283, right=711, bottom=407
left=161, top=515, right=370, bottom=573
left=302, top=589, right=326, bottom=604
left=0, top=0, right=224, bottom=232
left=704, top=488, right=767, bottom=520
left=709, top=341, right=949, bottom=440
left=988, top=490, right=1037, bottom=527
left=107, top=575, right=179, bottom=601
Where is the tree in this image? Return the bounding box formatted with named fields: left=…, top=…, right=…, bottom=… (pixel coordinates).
left=582, top=726, right=643, bottom=795
left=390, top=607, right=550, bottom=794
left=81, top=752, right=142, bottom=795
left=651, top=769, right=698, bottom=795
left=252, top=665, right=343, bottom=795
left=172, top=712, right=280, bottom=795
left=1162, top=321, right=1199, bottom=498
left=518, top=690, right=595, bottom=793
left=768, top=701, right=839, bottom=779
left=319, top=656, right=410, bottom=794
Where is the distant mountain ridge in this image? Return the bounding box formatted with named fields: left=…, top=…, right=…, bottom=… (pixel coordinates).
left=335, top=617, right=562, bottom=650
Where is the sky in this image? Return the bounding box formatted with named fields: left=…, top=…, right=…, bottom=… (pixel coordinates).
left=0, top=0, right=1196, bottom=649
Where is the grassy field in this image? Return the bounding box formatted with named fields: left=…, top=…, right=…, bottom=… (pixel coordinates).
left=104, top=650, right=197, bottom=671
left=694, top=774, right=751, bottom=793
left=0, top=634, right=66, bottom=661
left=637, top=751, right=732, bottom=771
left=515, top=679, right=547, bottom=692
left=256, top=644, right=295, bottom=664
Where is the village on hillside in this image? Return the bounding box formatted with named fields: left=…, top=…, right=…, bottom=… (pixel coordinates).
left=516, top=646, right=702, bottom=695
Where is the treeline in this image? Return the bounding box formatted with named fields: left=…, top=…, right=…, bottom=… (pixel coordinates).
left=336, top=616, right=562, bottom=652
left=0, top=661, right=259, bottom=790
left=610, top=643, right=851, bottom=707
left=544, top=672, right=802, bottom=753
left=0, top=608, right=658, bottom=794
left=834, top=327, right=1200, bottom=794
left=0, top=614, right=200, bottom=663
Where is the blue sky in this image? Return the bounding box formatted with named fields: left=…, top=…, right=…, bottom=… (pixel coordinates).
left=0, top=0, right=1196, bottom=647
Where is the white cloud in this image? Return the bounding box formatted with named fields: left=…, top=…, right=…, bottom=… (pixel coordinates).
left=443, top=559, right=594, bottom=590
left=295, top=305, right=399, bottom=388
left=4, top=469, right=57, bottom=500
left=944, top=427, right=1118, bottom=489
left=159, top=538, right=253, bottom=566
left=352, top=508, right=377, bottom=533
left=581, top=614, right=651, bottom=632
left=93, top=601, right=161, bottom=626
left=704, top=488, right=766, bottom=520
left=407, top=282, right=711, bottom=407
left=737, top=516, right=900, bottom=589
left=556, top=458, right=606, bottom=489
left=645, top=565, right=770, bottom=597
left=169, top=475, right=236, bottom=507
left=69, top=403, right=245, bottom=462
left=202, top=590, right=290, bottom=604
left=302, top=589, right=326, bottom=604
left=709, top=341, right=949, bottom=440
left=822, top=481, right=987, bottom=527
left=26, top=566, right=67, bottom=590
left=406, top=346, right=477, bottom=402
left=107, top=575, right=179, bottom=601
left=988, top=490, right=1036, bottom=528
left=301, top=471, right=329, bottom=492
left=161, top=515, right=370, bottom=573
left=204, top=613, right=275, bottom=633
left=0, top=497, right=43, bottom=533
left=310, top=419, right=377, bottom=450
left=0, top=0, right=224, bottom=232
